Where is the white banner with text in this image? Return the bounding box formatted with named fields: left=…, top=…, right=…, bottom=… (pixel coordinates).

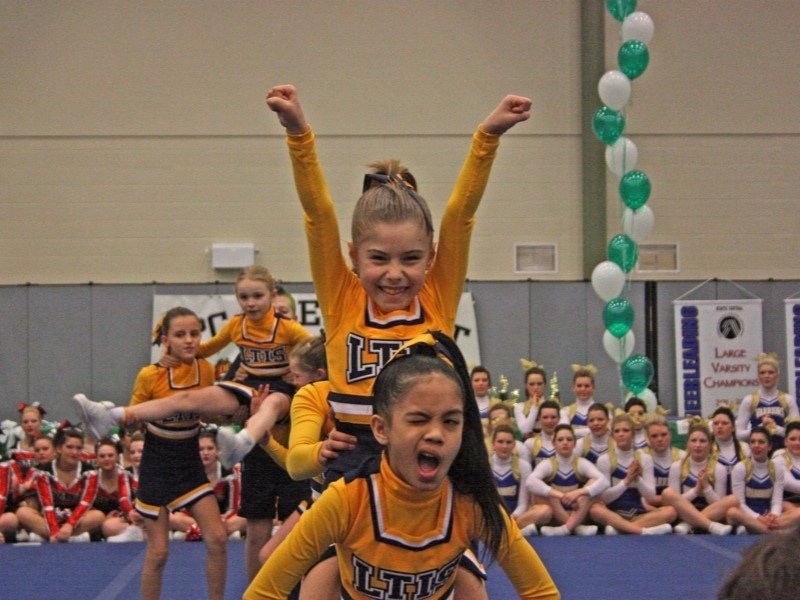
left=673, top=298, right=763, bottom=416
left=152, top=291, right=482, bottom=371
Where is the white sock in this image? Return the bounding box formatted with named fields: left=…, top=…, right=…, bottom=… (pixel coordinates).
left=237, top=429, right=256, bottom=447
left=110, top=407, right=125, bottom=422
left=642, top=524, right=672, bottom=535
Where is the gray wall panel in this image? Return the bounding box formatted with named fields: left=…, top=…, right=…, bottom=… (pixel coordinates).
left=27, top=286, right=91, bottom=416
left=1, top=287, right=29, bottom=413
left=2, top=280, right=797, bottom=424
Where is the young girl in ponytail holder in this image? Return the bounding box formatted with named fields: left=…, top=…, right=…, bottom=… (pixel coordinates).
left=244, top=333, right=558, bottom=600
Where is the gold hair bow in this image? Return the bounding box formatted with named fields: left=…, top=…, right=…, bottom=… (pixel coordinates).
left=685, top=415, right=708, bottom=429
left=151, top=316, right=165, bottom=344
left=571, top=363, right=598, bottom=376
left=754, top=352, right=780, bottom=365
left=520, top=359, right=544, bottom=372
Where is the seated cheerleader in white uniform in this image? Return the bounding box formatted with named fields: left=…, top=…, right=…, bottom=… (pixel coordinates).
left=642, top=414, right=684, bottom=507
left=660, top=419, right=735, bottom=535
left=514, top=365, right=547, bottom=439
left=712, top=407, right=750, bottom=495
left=518, top=424, right=608, bottom=537
left=524, top=400, right=560, bottom=467
left=489, top=424, right=532, bottom=522
left=725, top=426, right=784, bottom=534
left=574, top=403, right=611, bottom=465
left=775, top=421, right=800, bottom=529
left=624, top=397, right=649, bottom=451
left=559, top=365, right=597, bottom=439
left=589, top=414, right=676, bottom=535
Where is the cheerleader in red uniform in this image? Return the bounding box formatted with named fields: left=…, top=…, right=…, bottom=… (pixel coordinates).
left=201, top=430, right=245, bottom=538
left=127, top=431, right=144, bottom=496
left=16, top=427, right=104, bottom=542
left=0, top=461, right=17, bottom=542
left=94, top=437, right=143, bottom=542
left=5, top=405, right=46, bottom=486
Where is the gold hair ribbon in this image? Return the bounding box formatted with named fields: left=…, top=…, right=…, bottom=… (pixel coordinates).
left=685, top=415, right=709, bottom=430
left=520, top=359, right=544, bottom=372
left=754, top=352, right=780, bottom=366
left=571, top=363, right=598, bottom=376
left=151, top=315, right=166, bottom=344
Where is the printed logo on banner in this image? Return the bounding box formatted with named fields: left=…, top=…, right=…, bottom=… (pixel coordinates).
left=718, top=315, right=743, bottom=339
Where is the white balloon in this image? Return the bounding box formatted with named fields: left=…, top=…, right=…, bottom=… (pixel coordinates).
left=591, top=261, right=625, bottom=302
left=598, top=70, right=632, bottom=111
left=622, top=11, right=654, bottom=45
left=622, top=205, right=655, bottom=242
left=605, top=137, right=638, bottom=177
left=603, top=329, right=635, bottom=363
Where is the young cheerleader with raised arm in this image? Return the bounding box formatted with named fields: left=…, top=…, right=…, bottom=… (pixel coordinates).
left=659, top=419, right=735, bottom=535
left=244, top=333, right=558, bottom=600
left=73, top=266, right=312, bottom=468
left=265, top=83, right=531, bottom=480
left=266, top=84, right=531, bottom=597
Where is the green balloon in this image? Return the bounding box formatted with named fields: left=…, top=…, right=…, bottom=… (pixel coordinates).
left=592, top=107, right=626, bottom=145
left=618, top=40, right=650, bottom=79
left=603, top=297, right=634, bottom=338
left=606, top=0, right=637, bottom=22
left=607, top=233, right=638, bottom=273
left=619, top=170, right=651, bottom=210
left=621, top=354, right=654, bottom=395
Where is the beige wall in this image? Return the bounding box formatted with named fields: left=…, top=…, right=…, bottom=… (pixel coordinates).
left=1, top=0, right=798, bottom=284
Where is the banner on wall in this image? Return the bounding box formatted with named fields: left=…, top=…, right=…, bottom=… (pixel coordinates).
left=785, top=296, right=800, bottom=399
left=152, top=291, right=482, bottom=371
left=673, top=298, right=763, bottom=417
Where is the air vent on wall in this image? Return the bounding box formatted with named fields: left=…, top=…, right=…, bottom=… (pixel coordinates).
left=637, top=243, right=679, bottom=273
left=514, top=244, right=557, bottom=274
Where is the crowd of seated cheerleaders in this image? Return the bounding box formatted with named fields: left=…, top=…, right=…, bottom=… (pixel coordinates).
left=4, top=349, right=798, bottom=545
left=481, top=357, right=800, bottom=537
left=0, top=404, right=242, bottom=544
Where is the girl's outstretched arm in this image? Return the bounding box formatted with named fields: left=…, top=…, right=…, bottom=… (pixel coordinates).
left=480, top=95, right=532, bottom=135
left=266, top=84, right=308, bottom=135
